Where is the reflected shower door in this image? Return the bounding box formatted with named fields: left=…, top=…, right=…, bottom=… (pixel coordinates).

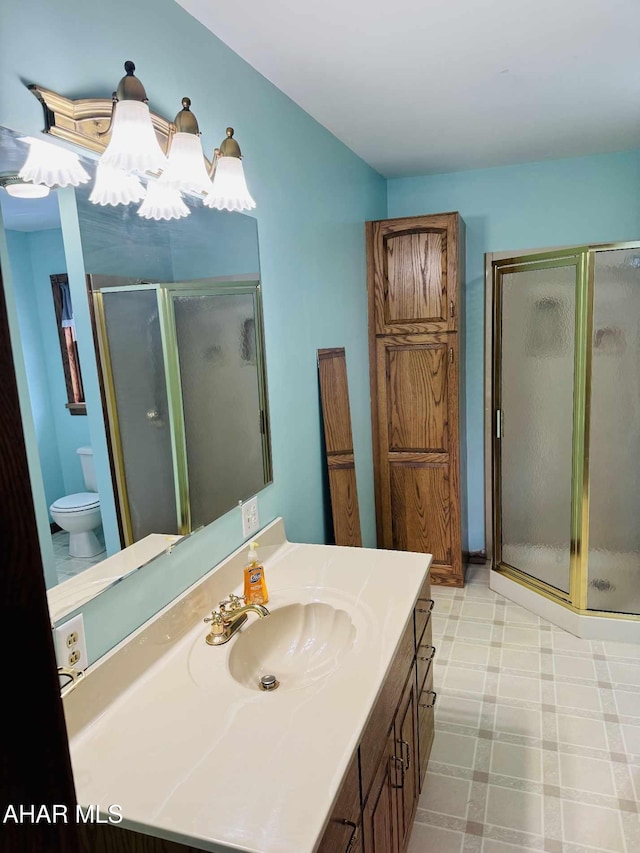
left=587, top=247, right=640, bottom=614
left=99, top=289, right=178, bottom=543
left=495, top=257, right=581, bottom=594
left=172, top=290, right=266, bottom=529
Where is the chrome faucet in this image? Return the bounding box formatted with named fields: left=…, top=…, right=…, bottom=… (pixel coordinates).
left=204, top=593, right=270, bottom=646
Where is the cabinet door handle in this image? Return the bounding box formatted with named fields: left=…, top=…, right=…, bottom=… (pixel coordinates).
left=398, top=738, right=411, bottom=770
left=418, top=645, right=436, bottom=662
left=390, top=755, right=405, bottom=789
left=416, top=599, right=434, bottom=614
left=341, top=819, right=359, bottom=853
left=420, top=690, right=437, bottom=710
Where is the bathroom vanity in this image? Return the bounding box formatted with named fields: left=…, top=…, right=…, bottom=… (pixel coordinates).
left=64, top=519, right=435, bottom=853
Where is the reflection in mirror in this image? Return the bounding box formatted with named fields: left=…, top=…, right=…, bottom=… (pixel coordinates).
left=92, top=278, right=271, bottom=544
left=0, top=125, right=271, bottom=623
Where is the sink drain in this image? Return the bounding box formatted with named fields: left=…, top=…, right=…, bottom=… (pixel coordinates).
left=259, top=674, right=280, bottom=691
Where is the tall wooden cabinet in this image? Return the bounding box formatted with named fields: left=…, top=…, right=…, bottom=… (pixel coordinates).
left=367, top=213, right=467, bottom=587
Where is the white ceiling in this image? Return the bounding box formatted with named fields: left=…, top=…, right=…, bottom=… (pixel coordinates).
left=176, top=0, right=640, bottom=178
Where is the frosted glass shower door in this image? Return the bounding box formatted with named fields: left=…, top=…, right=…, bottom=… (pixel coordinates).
left=587, top=247, right=640, bottom=614
left=100, top=289, right=178, bottom=542
left=171, top=289, right=267, bottom=529
left=496, top=258, right=580, bottom=594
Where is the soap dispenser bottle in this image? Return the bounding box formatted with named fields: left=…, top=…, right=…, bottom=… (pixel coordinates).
left=243, top=541, right=268, bottom=605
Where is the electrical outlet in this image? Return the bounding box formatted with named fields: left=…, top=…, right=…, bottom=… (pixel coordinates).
left=54, top=614, right=88, bottom=672
left=241, top=495, right=260, bottom=539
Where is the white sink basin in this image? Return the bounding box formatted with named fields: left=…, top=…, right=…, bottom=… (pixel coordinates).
left=228, top=602, right=356, bottom=691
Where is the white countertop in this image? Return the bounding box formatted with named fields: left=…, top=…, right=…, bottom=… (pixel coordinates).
left=65, top=519, right=430, bottom=852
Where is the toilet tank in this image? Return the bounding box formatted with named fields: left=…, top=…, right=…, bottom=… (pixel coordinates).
left=77, top=446, right=97, bottom=492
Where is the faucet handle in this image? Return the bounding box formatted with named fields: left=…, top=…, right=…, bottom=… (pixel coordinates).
left=227, top=593, right=245, bottom=610
left=204, top=611, right=224, bottom=635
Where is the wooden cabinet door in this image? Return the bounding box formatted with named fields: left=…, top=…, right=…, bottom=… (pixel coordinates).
left=317, top=752, right=362, bottom=853
left=417, top=666, right=436, bottom=789
left=362, top=729, right=399, bottom=853
left=395, top=666, right=419, bottom=851
left=375, top=333, right=462, bottom=586
left=367, top=214, right=461, bottom=336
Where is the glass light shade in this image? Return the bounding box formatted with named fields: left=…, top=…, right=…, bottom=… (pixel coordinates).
left=4, top=183, right=50, bottom=199
left=18, top=137, right=90, bottom=188
left=203, top=156, right=256, bottom=212
left=89, top=164, right=146, bottom=206
left=137, top=181, right=190, bottom=221
left=100, top=100, right=167, bottom=174
left=159, top=132, right=211, bottom=193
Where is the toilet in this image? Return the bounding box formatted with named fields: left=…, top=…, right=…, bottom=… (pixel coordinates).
left=50, top=447, right=105, bottom=559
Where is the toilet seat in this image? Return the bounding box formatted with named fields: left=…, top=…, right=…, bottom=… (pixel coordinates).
left=50, top=492, right=100, bottom=514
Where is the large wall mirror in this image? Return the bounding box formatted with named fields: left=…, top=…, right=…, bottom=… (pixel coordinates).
left=0, top=126, right=272, bottom=622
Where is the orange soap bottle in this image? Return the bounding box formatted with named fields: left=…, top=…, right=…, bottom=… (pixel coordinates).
left=243, top=541, right=268, bottom=605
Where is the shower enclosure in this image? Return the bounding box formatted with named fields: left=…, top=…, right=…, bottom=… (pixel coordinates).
left=489, top=242, right=640, bottom=621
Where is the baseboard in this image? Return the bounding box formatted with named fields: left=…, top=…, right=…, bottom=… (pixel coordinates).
left=464, top=550, right=487, bottom=565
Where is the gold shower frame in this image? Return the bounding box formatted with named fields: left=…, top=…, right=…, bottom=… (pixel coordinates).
left=489, top=240, right=640, bottom=621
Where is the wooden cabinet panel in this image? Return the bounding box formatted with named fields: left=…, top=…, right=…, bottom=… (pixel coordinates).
left=371, top=328, right=463, bottom=587
left=368, top=214, right=461, bottom=336
left=318, top=348, right=362, bottom=546
left=360, top=617, right=415, bottom=800
left=417, top=667, right=436, bottom=790
left=386, top=231, right=446, bottom=326
left=387, top=344, right=449, bottom=452
left=327, top=465, right=362, bottom=548
left=363, top=729, right=398, bottom=853
left=395, top=669, right=419, bottom=851
left=318, top=348, right=356, bottom=453
left=390, top=463, right=451, bottom=562
left=317, top=752, right=362, bottom=853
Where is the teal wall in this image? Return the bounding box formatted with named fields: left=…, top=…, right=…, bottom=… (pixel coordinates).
left=3, top=226, right=92, bottom=584
left=26, top=229, right=91, bottom=497
left=388, top=149, right=640, bottom=551
left=5, top=228, right=92, bottom=506
left=5, top=230, right=65, bottom=511
left=1, top=0, right=386, bottom=661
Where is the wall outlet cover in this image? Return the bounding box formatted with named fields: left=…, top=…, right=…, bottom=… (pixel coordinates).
left=54, top=613, right=88, bottom=672
left=241, top=496, right=260, bottom=539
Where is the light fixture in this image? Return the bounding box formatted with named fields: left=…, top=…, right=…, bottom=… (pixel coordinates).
left=99, top=62, right=167, bottom=174
left=137, top=181, right=190, bottom=221
left=159, top=98, right=211, bottom=194
left=89, top=163, right=146, bottom=207
left=204, top=128, right=256, bottom=212
left=0, top=174, right=50, bottom=198
left=18, top=137, right=90, bottom=188
left=27, top=64, right=257, bottom=218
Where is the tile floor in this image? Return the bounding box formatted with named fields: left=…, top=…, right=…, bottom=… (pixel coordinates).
left=53, top=529, right=105, bottom=584
left=408, top=564, right=640, bottom=853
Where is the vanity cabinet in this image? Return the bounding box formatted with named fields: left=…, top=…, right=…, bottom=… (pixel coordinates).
left=367, top=213, right=466, bottom=587
left=317, top=572, right=435, bottom=853
left=316, top=753, right=363, bottom=853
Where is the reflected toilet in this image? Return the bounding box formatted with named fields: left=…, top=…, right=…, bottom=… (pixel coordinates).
left=50, top=447, right=105, bottom=559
